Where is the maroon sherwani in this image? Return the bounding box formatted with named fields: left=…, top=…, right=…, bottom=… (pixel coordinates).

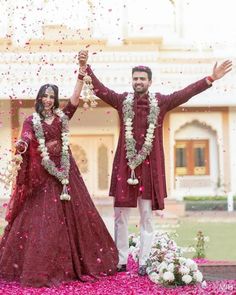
left=86, top=65, right=211, bottom=210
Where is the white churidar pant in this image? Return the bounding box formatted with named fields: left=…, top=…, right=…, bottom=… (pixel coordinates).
left=114, top=197, right=154, bottom=266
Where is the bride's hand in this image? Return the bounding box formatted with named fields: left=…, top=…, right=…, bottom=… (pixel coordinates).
left=79, top=50, right=88, bottom=67
left=15, top=140, right=28, bottom=154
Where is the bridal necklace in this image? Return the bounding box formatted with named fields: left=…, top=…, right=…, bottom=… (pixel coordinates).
left=43, top=110, right=54, bottom=120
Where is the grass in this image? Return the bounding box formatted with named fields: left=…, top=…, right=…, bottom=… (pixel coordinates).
left=174, top=220, right=236, bottom=261
left=1, top=217, right=236, bottom=261
left=129, top=218, right=236, bottom=261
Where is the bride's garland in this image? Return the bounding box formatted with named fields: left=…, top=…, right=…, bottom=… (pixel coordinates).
left=32, top=109, right=71, bottom=201
left=123, top=93, right=160, bottom=185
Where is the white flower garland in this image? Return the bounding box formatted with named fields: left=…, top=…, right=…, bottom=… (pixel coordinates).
left=32, top=109, right=71, bottom=201
left=123, top=93, right=160, bottom=185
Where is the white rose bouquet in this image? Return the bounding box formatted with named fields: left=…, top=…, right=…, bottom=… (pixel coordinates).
left=149, top=256, right=203, bottom=286
left=129, top=232, right=203, bottom=287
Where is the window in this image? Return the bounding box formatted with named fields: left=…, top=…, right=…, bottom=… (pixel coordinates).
left=175, top=142, right=187, bottom=175
left=175, top=140, right=209, bottom=176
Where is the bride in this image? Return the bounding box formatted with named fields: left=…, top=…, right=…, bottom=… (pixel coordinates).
left=0, top=61, right=118, bottom=287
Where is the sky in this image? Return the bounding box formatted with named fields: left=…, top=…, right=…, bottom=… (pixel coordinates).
left=0, top=0, right=236, bottom=48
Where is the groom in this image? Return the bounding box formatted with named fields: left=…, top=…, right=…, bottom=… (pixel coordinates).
left=78, top=51, right=232, bottom=275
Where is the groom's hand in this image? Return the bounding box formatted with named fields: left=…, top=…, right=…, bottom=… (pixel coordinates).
left=211, top=60, right=232, bottom=81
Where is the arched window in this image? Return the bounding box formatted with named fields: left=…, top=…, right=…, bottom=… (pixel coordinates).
left=70, top=144, right=88, bottom=173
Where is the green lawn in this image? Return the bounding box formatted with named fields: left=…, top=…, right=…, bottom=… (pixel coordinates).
left=129, top=219, right=236, bottom=261
left=1, top=218, right=235, bottom=261
left=175, top=220, right=236, bottom=261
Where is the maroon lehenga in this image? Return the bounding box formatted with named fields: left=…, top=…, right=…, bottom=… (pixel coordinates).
left=0, top=102, right=118, bottom=287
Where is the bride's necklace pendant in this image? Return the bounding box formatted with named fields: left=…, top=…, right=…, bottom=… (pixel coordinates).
left=43, top=111, right=54, bottom=119
left=127, top=169, right=139, bottom=185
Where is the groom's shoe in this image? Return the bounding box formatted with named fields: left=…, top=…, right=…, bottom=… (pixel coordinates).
left=117, top=264, right=127, bottom=272
left=138, top=265, right=147, bottom=276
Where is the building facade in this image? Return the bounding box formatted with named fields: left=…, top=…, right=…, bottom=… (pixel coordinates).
left=0, top=26, right=236, bottom=207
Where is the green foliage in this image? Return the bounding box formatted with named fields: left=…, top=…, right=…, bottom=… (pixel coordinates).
left=193, top=231, right=208, bottom=259
left=183, top=196, right=236, bottom=201
left=183, top=196, right=236, bottom=211
left=185, top=201, right=236, bottom=211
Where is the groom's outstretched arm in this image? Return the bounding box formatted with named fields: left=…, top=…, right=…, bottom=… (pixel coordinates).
left=79, top=50, right=124, bottom=109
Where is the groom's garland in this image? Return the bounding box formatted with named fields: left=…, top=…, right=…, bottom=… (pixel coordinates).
left=123, top=93, right=160, bottom=185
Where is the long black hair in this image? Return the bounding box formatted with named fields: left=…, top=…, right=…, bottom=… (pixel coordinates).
left=35, top=84, right=59, bottom=118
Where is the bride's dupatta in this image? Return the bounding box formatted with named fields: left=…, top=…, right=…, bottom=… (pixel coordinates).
left=5, top=118, right=32, bottom=224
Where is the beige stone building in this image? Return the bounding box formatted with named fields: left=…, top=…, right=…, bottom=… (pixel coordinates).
left=1, top=1, right=236, bottom=215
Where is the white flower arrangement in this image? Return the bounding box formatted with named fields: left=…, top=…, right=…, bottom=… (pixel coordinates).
left=129, top=234, right=141, bottom=262
left=32, top=109, right=71, bottom=201
left=129, top=232, right=203, bottom=287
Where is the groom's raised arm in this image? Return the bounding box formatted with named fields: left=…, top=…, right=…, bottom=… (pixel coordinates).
left=78, top=50, right=123, bottom=109
left=84, top=65, right=124, bottom=109
left=161, top=60, right=232, bottom=112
